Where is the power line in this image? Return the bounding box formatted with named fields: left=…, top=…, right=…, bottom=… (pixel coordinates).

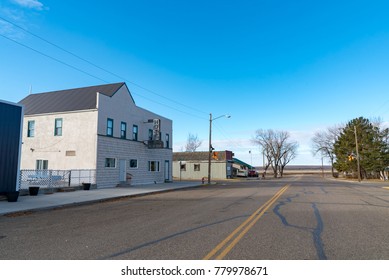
left=372, top=99, right=389, bottom=118
left=0, top=33, right=110, bottom=83
left=0, top=16, right=208, bottom=116
left=0, top=32, right=207, bottom=119
left=213, top=123, right=249, bottom=150
left=131, top=89, right=207, bottom=121
left=1, top=18, right=242, bottom=149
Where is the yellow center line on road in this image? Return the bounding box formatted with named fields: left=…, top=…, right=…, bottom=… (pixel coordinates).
left=203, top=184, right=290, bottom=260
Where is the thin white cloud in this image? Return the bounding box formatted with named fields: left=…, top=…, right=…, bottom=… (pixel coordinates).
left=12, top=0, right=45, bottom=10
left=0, top=0, right=47, bottom=38
left=0, top=13, right=25, bottom=39
left=0, top=19, right=12, bottom=33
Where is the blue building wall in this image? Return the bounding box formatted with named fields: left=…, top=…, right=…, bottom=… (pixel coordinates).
left=0, top=100, right=23, bottom=193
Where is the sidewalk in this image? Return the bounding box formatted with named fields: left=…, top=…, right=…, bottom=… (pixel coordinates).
left=0, top=181, right=202, bottom=216
left=324, top=175, right=389, bottom=186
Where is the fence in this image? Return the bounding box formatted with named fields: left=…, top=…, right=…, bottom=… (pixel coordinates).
left=68, top=169, right=96, bottom=186
left=19, top=169, right=96, bottom=190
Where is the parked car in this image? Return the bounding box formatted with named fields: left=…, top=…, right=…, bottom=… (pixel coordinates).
left=248, top=170, right=258, bottom=177
left=236, top=169, right=248, bottom=177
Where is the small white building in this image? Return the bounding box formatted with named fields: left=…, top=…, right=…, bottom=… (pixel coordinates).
left=173, top=151, right=234, bottom=180
left=19, top=82, right=172, bottom=188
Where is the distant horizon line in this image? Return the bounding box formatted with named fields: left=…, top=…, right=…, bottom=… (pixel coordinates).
left=253, top=165, right=332, bottom=169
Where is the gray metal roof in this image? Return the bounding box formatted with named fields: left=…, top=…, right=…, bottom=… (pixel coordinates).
left=19, top=82, right=126, bottom=115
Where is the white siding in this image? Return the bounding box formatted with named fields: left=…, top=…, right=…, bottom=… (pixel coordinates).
left=21, top=110, right=98, bottom=170
left=97, top=86, right=172, bottom=146
left=96, top=136, right=172, bottom=187
left=19, top=83, right=173, bottom=188
left=95, top=85, right=173, bottom=187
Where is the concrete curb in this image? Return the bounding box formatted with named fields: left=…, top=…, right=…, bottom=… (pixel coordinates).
left=0, top=182, right=204, bottom=217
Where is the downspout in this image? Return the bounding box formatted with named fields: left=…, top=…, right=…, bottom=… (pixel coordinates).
left=94, top=92, right=100, bottom=187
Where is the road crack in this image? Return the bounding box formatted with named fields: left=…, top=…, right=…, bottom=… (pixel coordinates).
left=273, top=194, right=327, bottom=260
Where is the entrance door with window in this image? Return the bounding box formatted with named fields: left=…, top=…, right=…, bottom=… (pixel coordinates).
left=119, top=159, right=126, bottom=182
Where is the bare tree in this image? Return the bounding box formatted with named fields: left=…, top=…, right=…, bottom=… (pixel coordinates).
left=311, top=125, right=342, bottom=177
left=253, top=129, right=298, bottom=178
left=262, top=145, right=272, bottom=177
left=280, top=141, right=299, bottom=177
left=185, top=133, right=202, bottom=152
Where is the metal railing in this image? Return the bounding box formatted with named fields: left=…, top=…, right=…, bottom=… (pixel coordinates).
left=19, top=169, right=96, bottom=190
left=68, top=169, right=96, bottom=187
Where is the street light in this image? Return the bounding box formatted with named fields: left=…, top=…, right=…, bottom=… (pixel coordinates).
left=208, top=113, right=231, bottom=184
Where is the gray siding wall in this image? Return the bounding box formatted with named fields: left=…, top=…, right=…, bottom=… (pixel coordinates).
left=0, top=101, right=23, bottom=193
left=95, top=85, right=173, bottom=188
left=96, top=135, right=172, bottom=188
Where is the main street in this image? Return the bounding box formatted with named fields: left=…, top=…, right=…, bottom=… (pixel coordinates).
left=1, top=175, right=388, bottom=260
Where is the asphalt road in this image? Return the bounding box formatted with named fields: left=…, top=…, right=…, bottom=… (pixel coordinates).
left=1, top=175, right=388, bottom=260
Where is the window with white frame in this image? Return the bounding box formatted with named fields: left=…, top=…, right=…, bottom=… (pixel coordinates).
left=148, top=161, right=160, bottom=172
left=36, top=159, right=48, bottom=170
left=54, top=118, right=62, bottom=136
left=105, top=158, right=116, bottom=168
left=194, top=164, right=200, bottom=171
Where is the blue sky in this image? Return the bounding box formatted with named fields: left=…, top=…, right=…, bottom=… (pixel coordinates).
left=1, top=0, right=389, bottom=166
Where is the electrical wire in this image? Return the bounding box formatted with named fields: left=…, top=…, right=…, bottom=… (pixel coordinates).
left=373, top=99, right=389, bottom=119
left=213, top=123, right=250, bottom=150
left=1, top=17, right=239, bottom=145
left=0, top=33, right=110, bottom=83
left=0, top=32, right=207, bottom=119
left=0, top=16, right=208, bottom=116
left=131, top=89, right=207, bottom=121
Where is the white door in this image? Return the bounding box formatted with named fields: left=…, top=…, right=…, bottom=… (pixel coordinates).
left=164, top=160, right=170, bottom=182
left=119, top=159, right=126, bottom=182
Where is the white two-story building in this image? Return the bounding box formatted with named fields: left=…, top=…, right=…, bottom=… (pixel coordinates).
left=19, top=82, right=172, bottom=188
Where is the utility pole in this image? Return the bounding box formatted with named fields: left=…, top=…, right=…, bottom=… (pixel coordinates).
left=179, top=161, right=182, bottom=181
left=354, top=125, right=361, bottom=182
left=263, top=148, right=265, bottom=170
left=208, top=113, right=230, bottom=184
left=208, top=113, right=212, bottom=184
